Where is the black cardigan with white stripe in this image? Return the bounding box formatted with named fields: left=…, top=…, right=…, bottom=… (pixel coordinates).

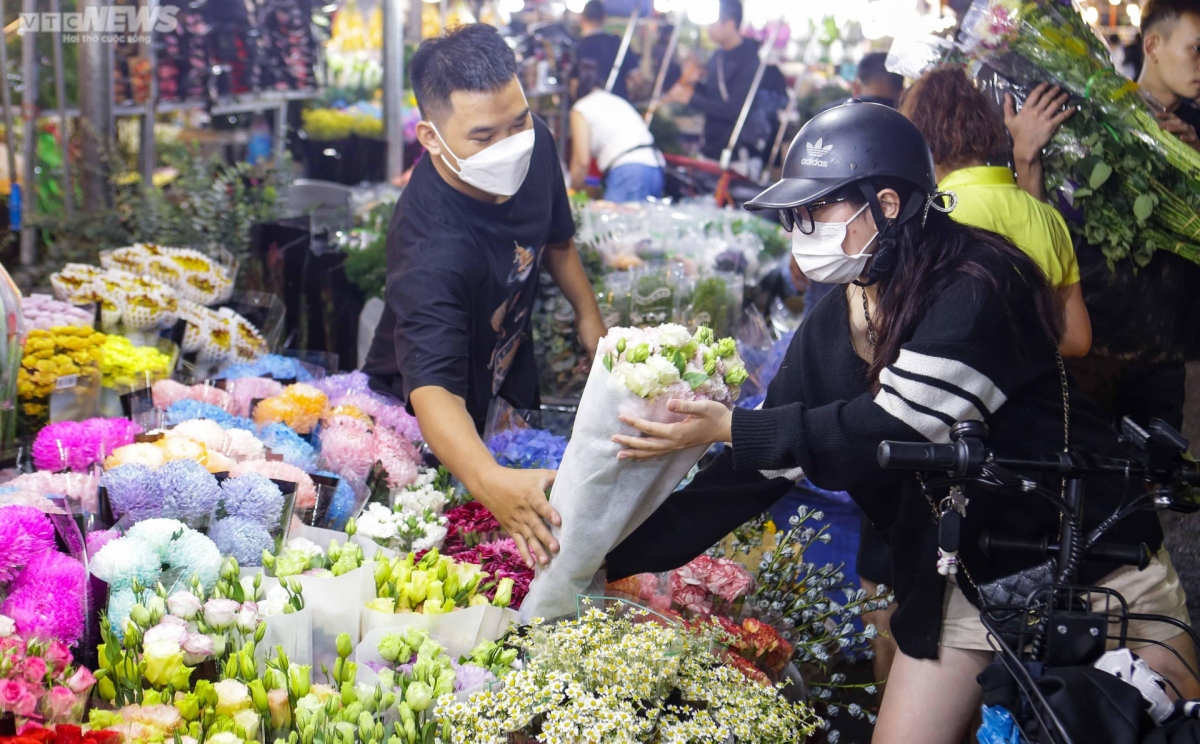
left=608, top=253, right=1163, bottom=660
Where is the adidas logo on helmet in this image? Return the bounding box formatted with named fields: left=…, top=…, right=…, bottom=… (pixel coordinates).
left=800, top=138, right=833, bottom=167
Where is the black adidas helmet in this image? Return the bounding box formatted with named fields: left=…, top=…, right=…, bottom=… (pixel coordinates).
left=747, top=99, right=942, bottom=284
left=746, top=98, right=937, bottom=216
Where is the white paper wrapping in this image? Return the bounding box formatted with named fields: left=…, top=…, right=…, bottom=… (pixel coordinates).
left=298, top=567, right=370, bottom=672
left=257, top=606, right=314, bottom=666
left=520, top=360, right=710, bottom=622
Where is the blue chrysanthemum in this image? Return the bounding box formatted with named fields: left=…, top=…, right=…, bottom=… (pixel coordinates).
left=166, top=400, right=239, bottom=428
left=259, top=423, right=318, bottom=470
left=158, top=459, right=222, bottom=522
left=89, top=534, right=161, bottom=591
left=162, top=529, right=222, bottom=590
left=210, top=516, right=274, bottom=567
left=314, top=468, right=360, bottom=531
left=124, top=519, right=189, bottom=554
left=106, top=586, right=138, bottom=642
left=101, top=463, right=161, bottom=521
left=218, top=354, right=313, bottom=382
left=222, top=473, right=285, bottom=528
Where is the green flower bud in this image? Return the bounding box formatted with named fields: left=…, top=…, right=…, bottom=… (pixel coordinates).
left=249, top=679, right=270, bottom=714
left=345, top=517, right=358, bottom=537
left=336, top=632, right=353, bottom=660
left=616, top=337, right=627, bottom=354
left=129, top=604, right=151, bottom=628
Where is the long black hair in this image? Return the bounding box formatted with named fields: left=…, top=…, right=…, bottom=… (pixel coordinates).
left=842, top=182, right=1065, bottom=388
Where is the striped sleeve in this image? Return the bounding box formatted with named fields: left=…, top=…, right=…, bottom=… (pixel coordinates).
left=874, top=350, right=1007, bottom=443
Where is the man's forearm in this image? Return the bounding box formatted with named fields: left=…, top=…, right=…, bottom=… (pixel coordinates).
left=544, top=240, right=602, bottom=322
left=409, top=386, right=497, bottom=495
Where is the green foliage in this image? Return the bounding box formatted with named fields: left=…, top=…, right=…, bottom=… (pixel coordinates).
left=342, top=199, right=395, bottom=300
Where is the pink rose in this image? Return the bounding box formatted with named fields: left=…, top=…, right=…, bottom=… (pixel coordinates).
left=157, top=615, right=189, bottom=629
left=43, top=641, right=72, bottom=675
left=43, top=686, right=78, bottom=723
left=65, top=666, right=96, bottom=695
left=17, top=656, right=47, bottom=684
left=181, top=633, right=214, bottom=664
left=0, top=679, right=24, bottom=712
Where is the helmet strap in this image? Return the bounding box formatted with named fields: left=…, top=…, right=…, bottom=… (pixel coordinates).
left=856, top=181, right=896, bottom=287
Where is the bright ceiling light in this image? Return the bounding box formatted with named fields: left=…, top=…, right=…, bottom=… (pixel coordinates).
left=498, top=0, right=524, bottom=13
left=566, top=0, right=587, bottom=12
left=686, top=0, right=720, bottom=25
left=1083, top=5, right=1099, bottom=23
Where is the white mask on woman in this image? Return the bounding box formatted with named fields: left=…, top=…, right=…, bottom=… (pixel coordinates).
left=790, top=203, right=879, bottom=285
left=430, top=122, right=536, bottom=197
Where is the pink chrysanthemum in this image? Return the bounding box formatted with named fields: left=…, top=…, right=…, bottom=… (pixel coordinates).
left=225, top=377, right=284, bottom=417
left=318, top=421, right=375, bottom=482
left=1, top=551, right=87, bottom=644
left=0, top=506, right=57, bottom=582
left=373, top=426, right=419, bottom=489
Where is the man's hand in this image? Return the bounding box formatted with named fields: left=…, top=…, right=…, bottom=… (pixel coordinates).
left=1004, top=84, right=1074, bottom=165
left=473, top=466, right=560, bottom=568
left=663, top=84, right=694, bottom=106
left=681, top=58, right=704, bottom=86
left=1157, top=111, right=1200, bottom=150
left=577, top=311, right=606, bottom=362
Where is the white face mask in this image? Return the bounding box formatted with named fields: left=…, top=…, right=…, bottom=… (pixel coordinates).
left=430, top=121, right=536, bottom=197
left=790, top=203, right=880, bottom=285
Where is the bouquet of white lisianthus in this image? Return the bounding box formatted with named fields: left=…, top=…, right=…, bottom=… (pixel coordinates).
left=521, top=324, right=748, bottom=621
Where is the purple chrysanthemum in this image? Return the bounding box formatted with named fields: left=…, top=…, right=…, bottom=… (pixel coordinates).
left=221, top=473, right=285, bottom=528
left=158, top=459, right=222, bottom=523
left=451, top=662, right=496, bottom=692
left=210, top=516, right=274, bottom=567
left=1, top=550, right=87, bottom=644
left=0, top=505, right=57, bottom=582
left=101, top=464, right=162, bottom=522
left=313, top=370, right=372, bottom=400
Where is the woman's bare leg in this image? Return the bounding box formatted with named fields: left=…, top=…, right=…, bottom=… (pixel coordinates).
left=872, top=645, right=993, bottom=744
left=1136, top=631, right=1200, bottom=700
left=861, top=578, right=898, bottom=698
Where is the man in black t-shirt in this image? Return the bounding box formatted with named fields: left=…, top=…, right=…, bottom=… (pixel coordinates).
left=363, top=25, right=606, bottom=569
left=574, top=0, right=639, bottom=101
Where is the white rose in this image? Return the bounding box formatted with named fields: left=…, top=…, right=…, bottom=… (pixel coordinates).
left=356, top=504, right=398, bottom=540
left=622, top=363, right=661, bottom=398
left=654, top=323, right=692, bottom=350
left=0, top=615, right=16, bottom=638
left=282, top=537, right=324, bottom=562
left=214, top=678, right=251, bottom=715
left=232, top=709, right=260, bottom=735
left=167, top=591, right=203, bottom=620
left=236, top=603, right=260, bottom=633
left=144, top=621, right=188, bottom=646
left=258, top=586, right=289, bottom=617
left=203, top=598, right=239, bottom=630
left=207, top=732, right=241, bottom=744
left=645, top=355, right=682, bottom=388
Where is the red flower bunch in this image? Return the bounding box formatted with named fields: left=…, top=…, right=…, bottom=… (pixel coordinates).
left=666, top=556, right=755, bottom=618
left=443, top=502, right=502, bottom=548
left=717, top=616, right=793, bottom=676
left=447, top=539, right=533, bottom=609
left=2, top=724, right=121, bottom=744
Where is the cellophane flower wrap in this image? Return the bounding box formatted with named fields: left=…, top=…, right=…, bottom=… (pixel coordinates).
left=521, top=324, right=748, bottom=621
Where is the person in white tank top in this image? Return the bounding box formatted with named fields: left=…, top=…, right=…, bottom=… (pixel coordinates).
left=569, top=61, right=665, bottom=202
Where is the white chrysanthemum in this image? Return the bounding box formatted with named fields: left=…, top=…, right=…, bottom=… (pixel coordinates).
left=644, top=355, right=682, bottom=389
left=653, top=323, right=691, bottom=350
left=282, top=537, right=324, bottom=562
left=356, top=503, right=399, bottom=540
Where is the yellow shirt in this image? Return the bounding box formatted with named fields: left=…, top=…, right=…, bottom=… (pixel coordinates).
left=939, top=166, right=1080, bottom=289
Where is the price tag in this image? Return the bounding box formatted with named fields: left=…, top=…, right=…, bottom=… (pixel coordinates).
left=54, top=375, right=78, bottom=390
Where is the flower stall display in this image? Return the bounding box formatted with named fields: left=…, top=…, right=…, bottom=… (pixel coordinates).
left=443, top=539, right=532, bottom=610
left=522, top=325, right=749, bottom=621
left=355, top=504, right=447, bottom=555
left=484, top=428, right=567, bottom=471
left=49, top=266, right=178, bottom=335
left=0, top=622, right=96, bottom=728
left=18, top=327, right=106, bottom=430
left=98, top=245, right=236, bottom=306
left=355, top=626, right=517, bottom=700
left=960, top=0, right=1200, bottom=266
left=437, top=602, right=819, bottom=742
left=210, top=474, right=294, bottom=567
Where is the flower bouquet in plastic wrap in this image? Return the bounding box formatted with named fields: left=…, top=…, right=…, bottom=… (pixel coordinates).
left=521, top=324, right=748, bottom=622
left=960, top=0, right=1200, bottom=266
left=359, top=549, right=518, bottom=654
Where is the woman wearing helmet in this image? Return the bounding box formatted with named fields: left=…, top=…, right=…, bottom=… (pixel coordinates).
left=605, top=100, right=1196, bottom=742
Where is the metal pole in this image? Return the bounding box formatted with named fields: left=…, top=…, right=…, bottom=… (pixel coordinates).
left=605, top=1, right=639, bottom=93
left=274, top=101, right=287, bottom=161
left=642, top=9, right=682, bottom=124
left=384, top=0, right=405, bottom=182
left=78, top=0, right=113, bottom=212
left=19, top=0, right=37, bottom=266
left=49, top=0, right=70, bottom=224
left=141, top=0, right=158, bottom=190
left=719, top=22, right=780, bottom=172
left=0, top=0, right=18, bottom=212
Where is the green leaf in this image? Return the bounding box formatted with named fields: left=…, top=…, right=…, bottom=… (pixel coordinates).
left=1089, top=161, right=1114, bottom=189
left=682, top=372, right=710, bottom=390
left=1133, top=194, right=1155, bottom=222
left=602, top=353, right=612, bottom=372
left=1071, top=187, right=1093, bottom=198
left=671, top=350, right=686, bottom=375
